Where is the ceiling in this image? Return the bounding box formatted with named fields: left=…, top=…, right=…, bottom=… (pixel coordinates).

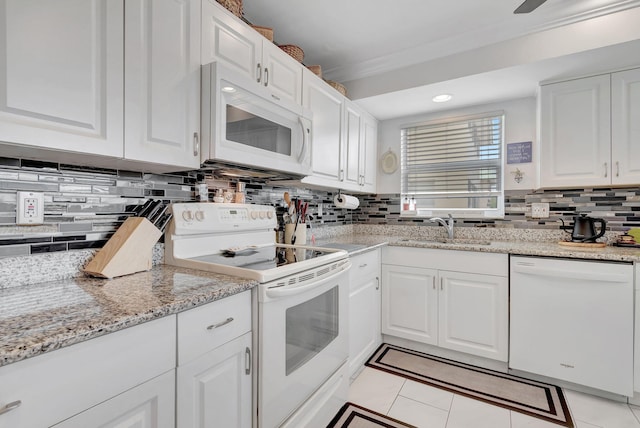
left=242, top=0, right=640, bottom=120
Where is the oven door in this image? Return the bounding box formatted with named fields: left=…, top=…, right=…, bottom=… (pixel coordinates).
left=258, top=261, right=350, bottom=428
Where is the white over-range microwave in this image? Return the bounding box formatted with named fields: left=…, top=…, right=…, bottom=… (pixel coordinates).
left=201, top=61, right=312, bottom=176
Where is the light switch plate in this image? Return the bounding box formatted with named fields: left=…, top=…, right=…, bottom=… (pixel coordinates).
left=531, top=202, right=550, bottom=218
left=17, top=191, right=45, bottom=225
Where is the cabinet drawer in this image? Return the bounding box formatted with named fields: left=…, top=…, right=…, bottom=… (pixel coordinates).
left=177, top=290, right=251, bottom=365
left=383, top=246, right=507, bottom=277
left=349, top=250, right=380, bottom=283
left=0, top=316, right=176, bottom=428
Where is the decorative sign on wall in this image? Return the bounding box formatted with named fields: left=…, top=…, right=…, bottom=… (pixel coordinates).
left=506, top=141, right=532, bottom=164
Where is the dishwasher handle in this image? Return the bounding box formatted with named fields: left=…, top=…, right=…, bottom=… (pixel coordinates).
left=512, top=262, right=630, bottom=283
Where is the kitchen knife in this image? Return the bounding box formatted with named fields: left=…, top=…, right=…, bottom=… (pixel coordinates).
left=139, top=199, right=161, bottom=218
left=145, top=200, right=165, bottom=222
left=156, top=213, right=173, bottom=232
left=134, top=199, right=154, bottom=216
left=149, top=203, right=169, bottom=225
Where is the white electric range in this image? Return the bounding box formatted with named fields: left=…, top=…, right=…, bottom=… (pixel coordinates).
left=165, top=203, right=351, bottom=428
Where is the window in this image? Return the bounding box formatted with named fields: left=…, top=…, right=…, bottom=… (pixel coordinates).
left=400, top=112, right=504, bottom=218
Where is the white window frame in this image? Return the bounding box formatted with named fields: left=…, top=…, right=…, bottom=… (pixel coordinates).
left=400, top=111, right=505, bottom=219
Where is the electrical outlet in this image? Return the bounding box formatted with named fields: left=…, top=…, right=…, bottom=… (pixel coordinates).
left=17, top=191, right=45, bottom=225
left=531, top=202, right=550, bottom=219
left=317, top=202, right=323, bottom=218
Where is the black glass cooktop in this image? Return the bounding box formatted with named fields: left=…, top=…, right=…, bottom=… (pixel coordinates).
left=189, top=245, right=338, bottom=271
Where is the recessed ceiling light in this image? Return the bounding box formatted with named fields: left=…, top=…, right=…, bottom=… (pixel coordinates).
left=432, top=94, right=452, bottom=103
left=222, top=86, right=236, bottom=93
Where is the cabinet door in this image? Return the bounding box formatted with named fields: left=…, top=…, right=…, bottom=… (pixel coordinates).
left=612, top=68, right=640, bottom=185
left=438, top=271, right=508, bottom=361
left=262, top=41, right=303, bottom=105
left=301, top=71, right=344, bottom=186
left=124, top=0, right=201, bottom=169
left=201, top=0, right=260, bottom=81
left=381, top=265, right=437, bottom=345
left=177, top=332, right=252, bottom=428
left=343, top=101, right=362, bottom=190
left=53, top=370, right=175, bottom=428
left=539, top=75, right=611, bottom=188
left=360, top=114, right=378, bottom=193
left=0, top=0, right=123, bottom=157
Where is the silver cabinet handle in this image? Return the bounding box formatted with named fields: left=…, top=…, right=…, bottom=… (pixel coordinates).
left=193, top=132, right=199, bottom=156
left=0, top=400, right=21, bottom=415
left=432, top=277, right=435, bottom=290
left=245, top=347, right=252, bottom=375
left=440, top=277, right=443, bottom=291
left=206, top=317, right=233, bottom=330
left=616, top=161, right=620, bottom=177
left=339, top=169, right=344, bottom=181
left=376, top=276, right=379, bottom=290
left=604, top=162, right=608, bottom=178
left=359, top=263, right=368, bottom=268
left=264, top=68, right=269, bottom=86
left=256, top=63, right=261, bottom=83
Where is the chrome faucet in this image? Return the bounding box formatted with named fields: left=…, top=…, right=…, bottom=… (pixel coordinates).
left=429, top=214, right=455, bottom=239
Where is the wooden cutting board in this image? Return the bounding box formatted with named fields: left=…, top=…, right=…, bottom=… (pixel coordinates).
left=558, top=240, right=606, bottom=248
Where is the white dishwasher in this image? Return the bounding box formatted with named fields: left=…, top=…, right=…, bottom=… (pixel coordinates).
left=509, top=256, right=634, bottom=396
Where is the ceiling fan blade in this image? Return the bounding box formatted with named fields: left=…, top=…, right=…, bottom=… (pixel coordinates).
left=514, top=0, right=547, bottom=13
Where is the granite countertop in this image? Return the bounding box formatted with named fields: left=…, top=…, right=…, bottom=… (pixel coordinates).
left=0, top=265, right=258, bottom=368
left=315, top=234, right=640, bottom=262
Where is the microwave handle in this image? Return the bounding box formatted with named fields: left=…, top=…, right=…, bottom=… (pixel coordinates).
left=298, top=116, right=310, bottom=162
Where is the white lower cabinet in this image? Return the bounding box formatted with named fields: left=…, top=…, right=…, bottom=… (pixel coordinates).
left=0, top=316, right=176, bottom=428
left=381, top=247, right=508, bottom=361
left=53, top=370, right=175, bottom=428
left=348, top=249, right=381, bottom=378
left=177, top=332, right=252, bottom=428
left=176, top=290, right=252, bottom=428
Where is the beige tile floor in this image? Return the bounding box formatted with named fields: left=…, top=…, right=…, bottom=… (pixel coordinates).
left=349, top=367, right=640, bottom=428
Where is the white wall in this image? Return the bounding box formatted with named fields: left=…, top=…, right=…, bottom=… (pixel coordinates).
left=376, top=97, right=537, bottom=194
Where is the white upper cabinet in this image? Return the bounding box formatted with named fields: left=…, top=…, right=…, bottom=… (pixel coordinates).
left=0, top=0, right=124, bottom=158
left=0, top=0, right=201, bottom=171
left=539, top=74, right=611, bottom=188
left=539, top=67, right=640, bottom=188
left=360, top=113, right=378, bottom=193
left=201, top=0, right=302, bottom=105
left=302, top=70, right=378, bottom=193
left=611, top=68, right=640, bottom=185
left=301, top=70, right=344, bottom=184
left=124, top=0, right=201, bottom=170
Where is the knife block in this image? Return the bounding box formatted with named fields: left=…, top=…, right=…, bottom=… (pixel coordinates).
left=84, top=217, right=162, bottom=279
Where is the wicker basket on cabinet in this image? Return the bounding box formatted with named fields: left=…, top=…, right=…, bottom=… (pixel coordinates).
left=217, top=0, right=242, bottom=17
left=279, top=44, right=304, bottom=62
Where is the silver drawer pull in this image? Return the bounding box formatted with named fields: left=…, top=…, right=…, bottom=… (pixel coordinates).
left=359, top=263, right=368, bottom=268
left=0, top=400, right=22, bottom=415
left=206, top=317, right=234, bottom=330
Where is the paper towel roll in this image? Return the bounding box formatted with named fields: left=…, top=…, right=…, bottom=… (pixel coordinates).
left=333, top=193, right=360, bottom=209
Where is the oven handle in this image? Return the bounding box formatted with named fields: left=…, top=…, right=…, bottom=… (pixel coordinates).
left=265, top=261, right=351, bottom=299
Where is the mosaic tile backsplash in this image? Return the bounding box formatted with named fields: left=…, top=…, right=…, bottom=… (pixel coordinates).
left=0, top=157, right=350, bottom=260
left=355, top=189, right=640, bottom=232
left=2, top=156, right=639, bottom=262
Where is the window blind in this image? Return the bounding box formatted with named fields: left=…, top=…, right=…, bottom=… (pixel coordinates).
left=400, top=112, right=504, bottom=216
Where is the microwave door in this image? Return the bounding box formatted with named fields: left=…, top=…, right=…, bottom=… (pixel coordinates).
left=215, top=82, right=308, bottom=174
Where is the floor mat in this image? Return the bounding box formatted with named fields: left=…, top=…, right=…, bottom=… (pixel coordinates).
left=327, top=402, right=417, bottom=428
left=365, top=343, right=574, bottom=427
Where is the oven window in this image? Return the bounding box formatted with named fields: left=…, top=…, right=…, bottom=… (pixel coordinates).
left=285, top=286, right=339, bottom=375
left=226, top=105, right=292, bottom=156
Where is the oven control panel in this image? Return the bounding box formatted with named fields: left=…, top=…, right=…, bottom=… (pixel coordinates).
left=171, top=202, right=277, bottom=234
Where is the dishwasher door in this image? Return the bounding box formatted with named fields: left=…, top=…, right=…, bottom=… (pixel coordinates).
left=509, top=256, right=634, bottom=396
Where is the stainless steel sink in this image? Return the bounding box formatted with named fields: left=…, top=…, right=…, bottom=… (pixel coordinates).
left=399, top=238, right=492, bottom=246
